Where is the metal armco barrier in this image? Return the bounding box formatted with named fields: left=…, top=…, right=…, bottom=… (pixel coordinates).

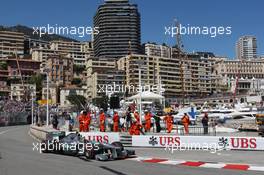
left=173, top=126, right=216, bottom=136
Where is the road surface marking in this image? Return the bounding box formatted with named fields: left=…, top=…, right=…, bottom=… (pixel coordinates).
left=159, top=160, right=185, bottom=165
left=248, top=166, right=264, bottom=171
left=200, top=163, right=226, bottom=169
left=0, top=127, right=20, bottom=135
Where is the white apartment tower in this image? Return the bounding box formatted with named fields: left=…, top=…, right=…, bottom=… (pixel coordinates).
left=236, top=36, right=257, bottom=60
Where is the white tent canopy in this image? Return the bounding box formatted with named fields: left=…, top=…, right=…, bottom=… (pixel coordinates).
left=127, top=91, right=164, bottom=101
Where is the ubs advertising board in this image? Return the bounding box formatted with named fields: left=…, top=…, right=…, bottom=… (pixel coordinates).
left=132, top=135, right=264, bottom=151
left=66, top=132, right=120, bottom=143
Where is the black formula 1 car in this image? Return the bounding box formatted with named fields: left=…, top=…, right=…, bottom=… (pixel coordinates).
left=41, top=131, right=135, bottom=161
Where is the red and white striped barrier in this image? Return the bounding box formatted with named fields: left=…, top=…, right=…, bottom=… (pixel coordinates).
left=129, top=157, right=264, bottom=172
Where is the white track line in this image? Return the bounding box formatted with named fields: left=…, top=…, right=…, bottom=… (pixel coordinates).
left=0, top=127, right=20, bottom=135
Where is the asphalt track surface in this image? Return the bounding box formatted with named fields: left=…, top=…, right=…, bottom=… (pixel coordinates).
left=0, top=125, right=264, bottom=175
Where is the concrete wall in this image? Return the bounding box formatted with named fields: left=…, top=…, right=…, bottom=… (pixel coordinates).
left=29, top=125, right=56, bottom=141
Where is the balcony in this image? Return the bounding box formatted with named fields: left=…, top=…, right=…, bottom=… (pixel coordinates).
left=0, top=86, right=10, bottom=92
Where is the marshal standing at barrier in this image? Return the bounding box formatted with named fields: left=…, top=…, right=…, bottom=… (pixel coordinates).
left=99, top=109, right=106, bottom=132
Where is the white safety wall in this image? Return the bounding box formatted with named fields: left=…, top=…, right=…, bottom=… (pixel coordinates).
left=132, top=135, right=264, bottom=151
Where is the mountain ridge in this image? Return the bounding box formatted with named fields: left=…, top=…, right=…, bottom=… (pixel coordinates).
left=0, top=25, right=78, bottom=42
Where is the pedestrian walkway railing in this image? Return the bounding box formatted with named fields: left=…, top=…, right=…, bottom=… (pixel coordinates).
left=173, top=126, right=216, bottom=136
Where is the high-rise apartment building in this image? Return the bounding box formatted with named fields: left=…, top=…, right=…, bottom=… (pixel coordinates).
left=144, top=43, right=172, bottom=58
left=94, top=0, right=141, bottom=59
left=24, top=37, right=50, bottom=55
left=31, top=48, right=60, bottom=72
left=0, top=56, right=40, bottom=97
left=86, top=57, right=125, bottom=99
left=236, top=36, right=257, bottom=60
left=32, top=41, right=93, bottom=72
left=214, top=58, right=264, bottom=94
left=0, top=30, right=24, bottom=58
left=0, top=57, right=40, bottom=80
left=10, top=84, right=36, bottom=101
left=117, top=54, right=215, bottom=99
left=45, top=55, right=73, bottom=86
left=50, top=40, right=93, bottom=65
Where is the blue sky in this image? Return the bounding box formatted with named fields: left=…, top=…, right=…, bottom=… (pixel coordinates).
left=0, top=0, right=263, bottom=58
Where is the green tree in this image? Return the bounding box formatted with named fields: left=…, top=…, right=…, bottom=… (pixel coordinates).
left=92, top=94, right=109, bottom=111
left=0, top=61, right=7, bottom=70
left=67, top=95, right=87, bottom=111
left=73, top=65, right=86, bottom=74
left=28, top=73, right=43, bottom=100
left=71, top=78, right=82, bottom=86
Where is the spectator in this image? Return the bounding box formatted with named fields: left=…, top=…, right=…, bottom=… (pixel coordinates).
left=69, top=115, right=74, bottom=131
left=113, top=111, right=119, bottom=132
left=202, top=113, right=209, bottom=134
left=120, top=116, right=126, bottom=132
left=99, top=109, right=106, bottom=132
left=51, top=114, right=58, bottom=129
left=126, top=111, right=132, bottom=131
left=164, top=112, right=173, bottom=133
left=181, top=113, right=190, bottom=135
left=144, top=111, right=151, bottom=132
left=153, top=114, right=161, bottom=133
left=79, top=111, right=85, bottom=132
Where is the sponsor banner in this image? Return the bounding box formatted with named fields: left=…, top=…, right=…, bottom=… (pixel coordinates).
left=66, top=132, right=120, bottom=144
left=38, top=99, right=53, bottom=105
left=132, top=135, right=264, bottom=150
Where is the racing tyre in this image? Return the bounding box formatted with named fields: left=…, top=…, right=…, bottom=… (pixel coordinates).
left=95, top=154, right=109, bottom=161
left=126, top=149, right=135, bottom=156
left=84, top=148, right=95, bottom=159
